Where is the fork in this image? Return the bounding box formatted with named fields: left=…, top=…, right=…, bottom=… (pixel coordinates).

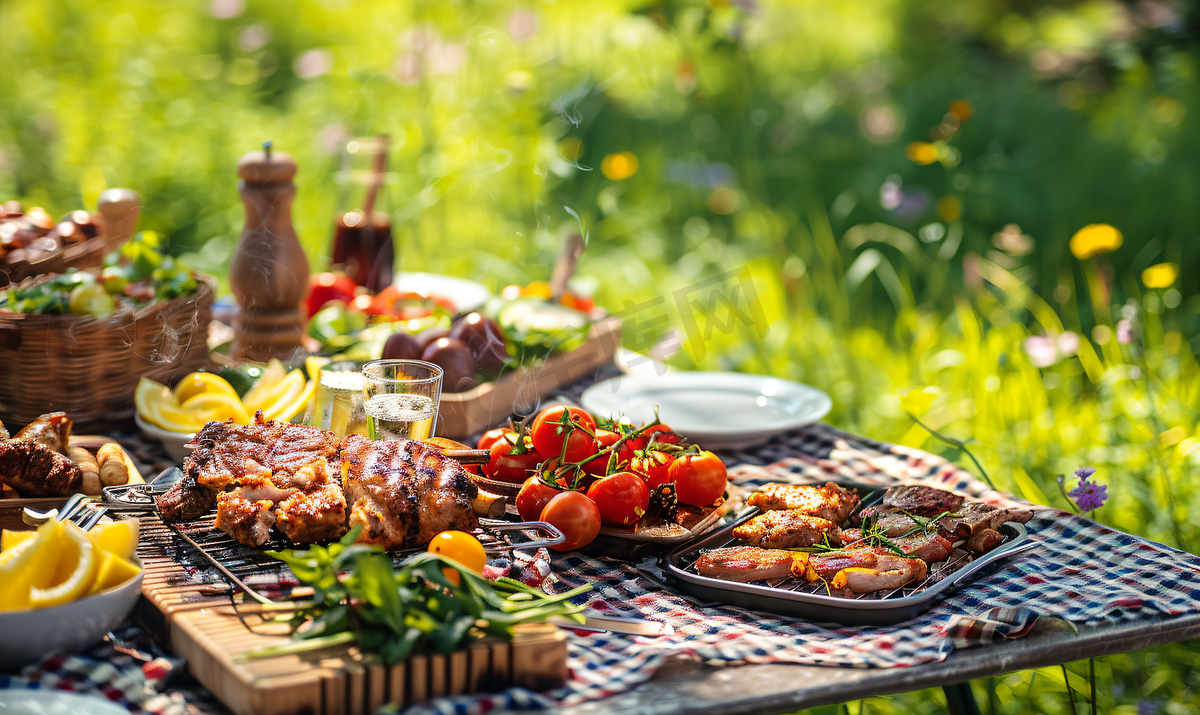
left=22, top=493, right=95, bottom=527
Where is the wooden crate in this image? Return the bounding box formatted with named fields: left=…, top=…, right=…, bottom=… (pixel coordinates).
left=438, top=316, right=620, bottom=439
left=136, top=517, right=569, bottom=715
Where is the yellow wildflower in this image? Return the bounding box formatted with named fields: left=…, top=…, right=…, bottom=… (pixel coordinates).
left=1142, top=262, right=1178, bottom=289
left=1069, top=224, right=1122, bottom=259
left=906, top=142, right=939, bottom=165
left=601, top=152, right=638, bottom=180
left=899, top=387, right=941, bottom=416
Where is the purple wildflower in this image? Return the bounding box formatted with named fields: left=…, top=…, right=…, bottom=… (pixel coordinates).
left=1068, top=467, right=1108, bottom=512
left=1116, top=319, right=1134, bottom=345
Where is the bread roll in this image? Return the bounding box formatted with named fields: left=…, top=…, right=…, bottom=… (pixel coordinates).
left=68, top=446, right=102, bottom=496
left=96, top=443, right=129, bottom=487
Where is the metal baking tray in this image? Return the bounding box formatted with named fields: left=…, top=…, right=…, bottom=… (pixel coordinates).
left=662, top=508, right=1034, bottom=626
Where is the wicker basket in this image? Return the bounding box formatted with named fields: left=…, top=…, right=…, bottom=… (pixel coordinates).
left=0, top=273, right=216, bottom=431
left=0, top=232, right=119, bottom=284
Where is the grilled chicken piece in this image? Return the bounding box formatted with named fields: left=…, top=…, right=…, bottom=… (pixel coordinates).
left=695, top=546, right=807, bottom=583
left=839, top=529, right=954, bottom=563
left=802, top=549, right=929, bottom=581
left=12, top=412, right=73, bottom=453
left=0, top=418, right=8, bottom=441
left=0, top=440, right=82, bottom=497
left=965, top=527, right=1005, bottom=554
left=156, top=473, right=217, bottom=522
left=341, top=435, right=479, bottom=549
left=215, top=493, right=276, bottom=547
left=733, top=510, right=842, bottom=549
left=186, top=417, right=340, bottom=491
left=830, top=557, right=928, bottom=594
left=275, top=481, right=348, bottom=543
left=228, top=474, right=298, bottom=503
left=746, top=482, right=860, bottom=523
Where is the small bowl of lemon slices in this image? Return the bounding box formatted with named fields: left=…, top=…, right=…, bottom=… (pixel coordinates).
left=0, top=518, right=143, bottom=670
left=135, top=358, right=319, bottom=461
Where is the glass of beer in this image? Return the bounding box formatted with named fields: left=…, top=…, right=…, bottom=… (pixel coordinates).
left=361, top=359, right=443, bottom=441
left=305, top=361, right=370, bottom=439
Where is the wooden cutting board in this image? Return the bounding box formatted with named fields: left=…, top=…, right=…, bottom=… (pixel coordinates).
left=135, top=515, right=569, bottom=715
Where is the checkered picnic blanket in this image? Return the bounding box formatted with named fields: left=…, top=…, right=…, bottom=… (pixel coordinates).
left=407, top=423, right=1200, bottom=714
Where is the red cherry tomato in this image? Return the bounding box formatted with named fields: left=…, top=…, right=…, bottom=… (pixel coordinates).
left=530, top=406, right=597, bottom=462
left=477, top=428, right=514, bottom=452
left=539, top=491, right=602, bottom=551
left=305, top=273, right=357, bottom=318
left=582, top=430, right=636, bottom=477
left=630, top=424, right=684, bottom=451
left=484, top=437, right=544, bottom=483
left=586, top=472, right=650, bottom=527
left=516, top=477, right=563, bottom=522
left=630, top=450, right=676, bottom=490
left=669, top=451, right=728, bottom=507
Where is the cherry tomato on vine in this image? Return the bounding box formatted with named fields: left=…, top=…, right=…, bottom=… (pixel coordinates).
left=630, top=450, right=676, bottom=490
left=477, top=428, right=515, bottom=451
left=539, top=491, right=602, bottom=551
left=427, top=530, right=487, bottom=586
left=630, top=424, right=683, bottom=451
left=582, top=429, right=636, bottom=477
left=669, top=451, right=728, bottom=506
left=530, top=406, right=597, bottom=462
left=516, top=477, right=563, bottom=522
left=484, top=436, right=544, bottom=483
left=586, top=471, right=650, bottom=527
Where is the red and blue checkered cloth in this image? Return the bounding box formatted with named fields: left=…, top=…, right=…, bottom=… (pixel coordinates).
left=6, top=423, right=1200, bottom=715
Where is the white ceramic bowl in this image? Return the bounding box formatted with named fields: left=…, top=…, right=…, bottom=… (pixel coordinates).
left=0, top=557, right=144, bottom=672
left=135, top=412, right=194, bottom=463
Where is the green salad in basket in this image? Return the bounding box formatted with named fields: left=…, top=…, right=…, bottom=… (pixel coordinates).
left=2, top=230, right=197, bottom=318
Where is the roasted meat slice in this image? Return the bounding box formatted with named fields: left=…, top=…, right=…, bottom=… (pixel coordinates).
left=872, top=485, right=965, bottom=516
left=839, top=529, right=954, bottom=563
left=275, top=481, right=348, bottom=543
left=185, top=416, right=339, bottom=491
left=830, top=557, right=928, bottom=594
left=965, top=527, right=1005, bottom=554
left=215, top=492, right=276, bottom=547
left=745, top=482, right=860, bottom=523
left=341, top=435, right=478, bottom=549
left=0, top=439, right=82, bottom=497
left=695, top=546, right=806, bottom=583
left=733, top=510, right=842, bottom=549
left=156, top=473, right=217, bottom=522
left=227, top=474, right=298, bottom=503
left=802, top=549, right=929, bottom=582
left=12, top=412, right=73, bottom=453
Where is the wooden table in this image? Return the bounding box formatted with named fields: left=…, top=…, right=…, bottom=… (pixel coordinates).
left=559, top=613, right=1200, bottom=715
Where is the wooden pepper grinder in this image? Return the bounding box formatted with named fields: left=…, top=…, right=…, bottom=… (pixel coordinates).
left=229, top=142, right=309, bottom=361
left=96, top=188, right=142, bottom=253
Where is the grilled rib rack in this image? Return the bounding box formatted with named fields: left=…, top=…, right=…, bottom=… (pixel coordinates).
left=662, top=501, right=1034, bottom=626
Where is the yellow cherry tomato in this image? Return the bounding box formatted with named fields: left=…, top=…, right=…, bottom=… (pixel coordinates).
left=427, top=531, right=487, bottom=586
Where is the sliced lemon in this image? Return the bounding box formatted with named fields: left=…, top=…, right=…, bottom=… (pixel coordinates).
left=267, top=376, right=316, bottom=423
left=0, top=537, right=37, bottom=611
left=305, top=355, right=332, bottom=381
left=262, top=371, right=309, bottom=421
left=89, top=519, right=139, bottom=561
left=31, top=521, right=97, bottom=609
left=151, top=401, right=209, bottom=433
left=88, top=551, right=141, bottom=595
left=182, top=392, right=251, bottom=424
left=135, top=377, right=173, bottom=424
left=173, top=372, right=240, bottom=405
left=241, top=359, right=289, bottom=412
left=1, top=529, right=37, bottom=552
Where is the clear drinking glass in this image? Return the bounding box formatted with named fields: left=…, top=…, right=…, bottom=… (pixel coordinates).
left=362, top=359, right=444, bottom=441
left=305, top=361, right=369, bottom=439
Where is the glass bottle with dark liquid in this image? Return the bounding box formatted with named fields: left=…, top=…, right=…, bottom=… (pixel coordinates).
left=331, top=137, right=394, bottom=293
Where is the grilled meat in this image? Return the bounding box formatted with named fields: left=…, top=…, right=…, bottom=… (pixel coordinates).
left=228, top=474, right=298, bottom=503
left=341, top=435, right=478, bottom=549
left=829, top=557, right=928, bottom=594
left=839, top=529, right=954, bottom=563
left=186, top=418, right=340, bottom=491
left=0, top=439, right=82, bottom=497
left=966, top=527, right=1004, bottom=553
left=802, top=549, right=930, bottom=582
left=695, top=546, right=807, bottom=583
left=156, top=473, right=217, bottom=522
left=745, top=482, right=860, bottom=523
left=733, top=509, right=842, bottom=549
left=215, top=493, right=276, bottom=547
left=858, top=485, right=965, bottom=521
left=12, top=412, right=72, bottom=453
left=275, top=481, right=348, bottom=543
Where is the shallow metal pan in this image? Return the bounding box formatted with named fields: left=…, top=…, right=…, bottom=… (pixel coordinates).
left=662, top=508, right=1034, bottom=626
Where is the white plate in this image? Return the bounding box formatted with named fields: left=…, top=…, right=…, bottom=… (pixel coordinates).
left=0, top=690, right=130, bottom=715
left=394, top=273, right=492, bottom=314
left=580, top=371, right=832, bottom=449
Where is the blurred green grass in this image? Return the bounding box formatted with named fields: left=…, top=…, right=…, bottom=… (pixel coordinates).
left=4, top=0, right=1200, bottom=712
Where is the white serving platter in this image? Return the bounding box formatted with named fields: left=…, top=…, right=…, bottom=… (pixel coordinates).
left=580, top=371, right=832, bottom=448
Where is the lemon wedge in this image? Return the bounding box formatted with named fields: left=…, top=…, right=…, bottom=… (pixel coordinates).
left=88, top=551, right=141, bottom=595
left=267, top=375, right=316, bottom=423
left=173, top=372, right=240, bottom=405
left=182, top=392, right=251, bottom=424
left=151, top=401, right=209, bottom=433
left=305, top=355, right=331, bottom=381
left=30, top=521, right=98, bottom=609
left=135, top=377, right=173, bottom=425
left=0, top=537, right=37, bottom=611
left=89, top=519, right=139, bottom=561
left=242, top=359, right=289, bottom=412
left=261, top=371, right=309, bottom=421
left=1, top=529, right=37, bottom=552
